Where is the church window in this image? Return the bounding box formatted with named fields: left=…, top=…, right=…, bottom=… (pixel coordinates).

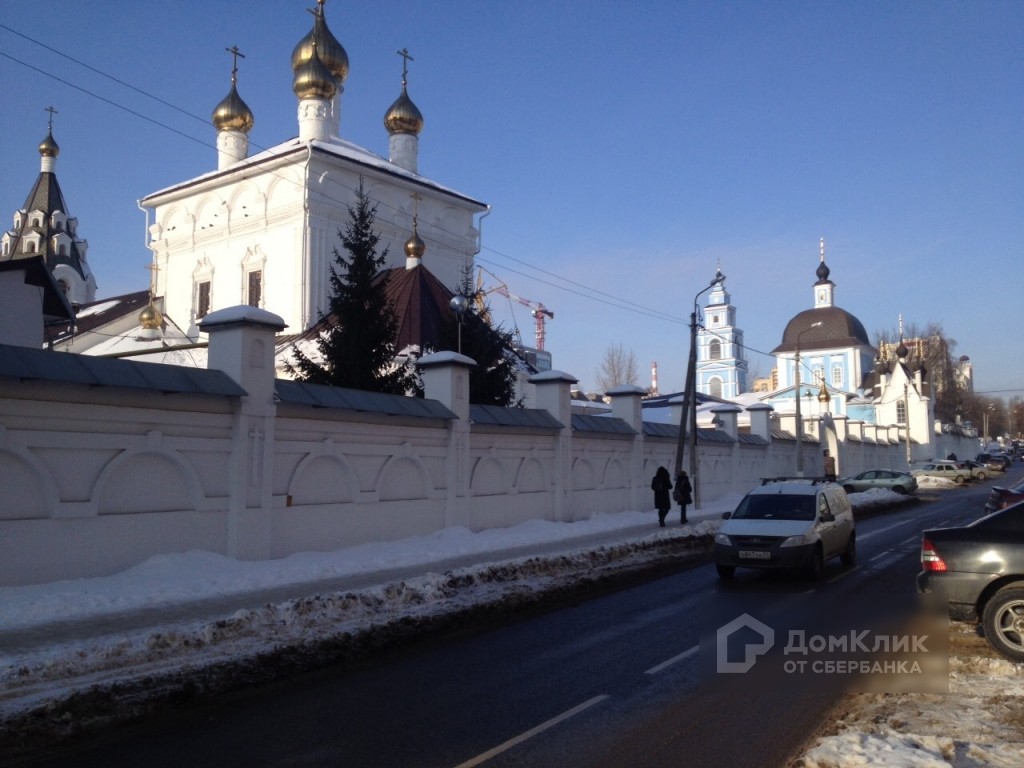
left=709, top=340, right=722, bottom=360
left=831, top=366, right=843, bottom=388
left=196, top=280, right=211, bottom=319
left=897, top=399, right=907, bottom=425
left=812, top=367, right=824, bottom=385
left=247, top=270, right=262, bottom=308
left=709, top=377, right=723, bottom=398
left=712, top=314, right=720, bottom=326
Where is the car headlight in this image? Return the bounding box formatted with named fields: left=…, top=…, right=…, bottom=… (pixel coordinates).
left=780, top=533, right=816, bottom=548
left=714, top=532, right=732, bottom=546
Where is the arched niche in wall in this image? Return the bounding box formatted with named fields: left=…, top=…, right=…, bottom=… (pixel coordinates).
left=288, top=453, right=356, bottom=505
left=0, top=449, right=54, bottom=519
left=94, top=450, right=200, bottom=515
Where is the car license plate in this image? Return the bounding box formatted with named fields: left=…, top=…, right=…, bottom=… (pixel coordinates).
left=739, top=550, right=770, bottom=560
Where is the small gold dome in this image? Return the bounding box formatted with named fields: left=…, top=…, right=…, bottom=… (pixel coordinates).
left=39, top=130, right=60, bottom=158
left=139, top=302, right=163, bottom=331
left=291, top=3, right=349, bottom=83
left=212, top=82, right=254, bottom=133
left=293, top=41, right=338, bottom=101
left=404, top=229, right=426, bottom=260
left=384, top=86, right=424, bottom=136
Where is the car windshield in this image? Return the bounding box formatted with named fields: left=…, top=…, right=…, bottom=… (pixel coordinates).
left=732, top=495, right=816, bottom=521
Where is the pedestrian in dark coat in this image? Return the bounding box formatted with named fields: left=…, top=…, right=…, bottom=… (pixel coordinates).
left=674, top=471, right=693, bottom=524
left=651, top=466, right=672, bottom=527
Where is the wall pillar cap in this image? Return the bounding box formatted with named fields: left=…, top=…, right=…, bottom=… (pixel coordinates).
left=199, top=305, right=286, bottom=333
left=529, top=370, right=578, bottom=385
left=417, top=351, right=477, bottom=369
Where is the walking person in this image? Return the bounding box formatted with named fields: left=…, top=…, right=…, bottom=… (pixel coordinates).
left=674, top=470, right=693, bottom=524
left=651, top=466, right=672, bottom=527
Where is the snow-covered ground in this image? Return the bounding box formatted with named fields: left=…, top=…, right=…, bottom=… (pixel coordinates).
left=2, top=480, right=1022, bottom=766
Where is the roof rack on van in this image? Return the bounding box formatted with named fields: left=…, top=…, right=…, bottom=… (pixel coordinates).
left=760, top=476, right=829, bottom=486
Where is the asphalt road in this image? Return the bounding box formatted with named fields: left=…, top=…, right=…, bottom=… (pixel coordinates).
left=20, top=482, right=996, bottom=768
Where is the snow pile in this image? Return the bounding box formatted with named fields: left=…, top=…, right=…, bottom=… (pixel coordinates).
left=0, top=513, right=720, bottom=740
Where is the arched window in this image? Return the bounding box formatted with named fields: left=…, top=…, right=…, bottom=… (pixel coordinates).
left=897, top=399, right=907, bottom=425
left=709, top=377, right=723, bottom=398
left=831, top=365, right=843, bottom=388
left=709, top=340, right=722, bottom=360
left=812, top=367, right=824, bottom=385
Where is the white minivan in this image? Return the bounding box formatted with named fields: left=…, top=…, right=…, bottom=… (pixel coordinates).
left=714, top=478, right=856, bottom=580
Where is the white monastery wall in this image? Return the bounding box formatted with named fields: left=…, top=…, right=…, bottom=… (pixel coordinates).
left=0, top=308, right=977, bottom=586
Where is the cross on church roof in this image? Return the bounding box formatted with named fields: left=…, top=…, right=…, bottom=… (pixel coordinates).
left=226, top=45, right=245, bottom=82
left=397, top=47, right=414, bottom=85
left=45, top=105, right=58, bottom=130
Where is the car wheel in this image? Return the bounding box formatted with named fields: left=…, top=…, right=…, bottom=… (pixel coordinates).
left=840, top=534, right=856, bottom=566
left=978, top=472, right=987, bottom=480
left=805, top=546, right=824, bottom=581
left=955, top=475, right=966, bottom=484
left=716, top=564, right=735, bottom=580
left=982, top=587, right=1024, bottom=663
left=892, top=486, right=905, bottom=494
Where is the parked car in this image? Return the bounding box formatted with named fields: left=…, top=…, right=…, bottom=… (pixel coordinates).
left=714, top=478, right=855, bottom=580
left=976, top=453, right=1011, bottom=472
left=918, top=503, right=1024, bottom=661
left=984, top=479, right=1024, bottom=514
left=957, top=460, right=989, bottom=481
left=838, top=469, right=917, bottom=495
left=911, top=461, right=969, bottom=484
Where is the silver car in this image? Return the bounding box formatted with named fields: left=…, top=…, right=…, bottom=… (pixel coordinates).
left=838, top=469, right=918, bottom=495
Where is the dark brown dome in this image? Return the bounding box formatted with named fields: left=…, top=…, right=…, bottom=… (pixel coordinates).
left=772, top=306, right=872, bottom=354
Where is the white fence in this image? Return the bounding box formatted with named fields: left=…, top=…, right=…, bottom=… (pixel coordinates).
left=0, top=307, right=976, bottom=586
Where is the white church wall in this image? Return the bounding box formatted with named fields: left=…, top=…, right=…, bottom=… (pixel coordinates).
left=0, top=309, right=968, bottom=586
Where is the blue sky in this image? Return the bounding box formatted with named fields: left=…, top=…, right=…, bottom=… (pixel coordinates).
left=1, top=1, right=1021, bottom=398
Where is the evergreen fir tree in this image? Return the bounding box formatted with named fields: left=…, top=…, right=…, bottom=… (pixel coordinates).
left=286, top=183, right=415, bottom=394
left=446, top=265, right=523, bottom=406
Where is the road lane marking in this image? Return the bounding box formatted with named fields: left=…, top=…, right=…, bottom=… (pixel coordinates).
left=645, top=644, right=699, bottom=675
left=857, top=521, right=912, bottom=541
left=452, top=694, right=610, bottom=768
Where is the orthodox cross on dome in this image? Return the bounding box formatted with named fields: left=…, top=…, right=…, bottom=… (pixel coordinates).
left=226, top=45, right=245, bottom=82
left=820, top=236, right=825, bottom=262
left=44, top=105, right=58, bottom=130
left=397, top=47, right=414, bottom=86
left=308, top=0, right=325, bottom=20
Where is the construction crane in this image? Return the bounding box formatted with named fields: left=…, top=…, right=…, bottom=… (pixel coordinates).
left=474, top=268, right=555, bottom=351
left=494, top=286, right=554, bottom=351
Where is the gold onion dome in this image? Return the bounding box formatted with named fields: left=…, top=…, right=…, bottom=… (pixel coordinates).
left=39, top=130, right=60, bottom=158
left=291, top=3, right=349, bottom=84
left=384, top=86, right=424, bottom=136
left=138, top=302, right=163, bottom=331
left=292, top=41, right=338, bottom=101
left=212, top=81, right=254, bottom=132
left=404, top=229, right=426, bottom=260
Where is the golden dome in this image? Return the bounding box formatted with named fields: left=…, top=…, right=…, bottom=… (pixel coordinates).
left=291, top=2, right=348, bottom=83
left=293, top=40, right=338, bottom=101
left=404, top=229, right=426, bottom=260
left=384, top=86, right=424, bottom=136
left=212, top=81, right=254, bottom=133
left=139, top=302, right=163, bottom=331
left=38, top=130, right=60, bottom=158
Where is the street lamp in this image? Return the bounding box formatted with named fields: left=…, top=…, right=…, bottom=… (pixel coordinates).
left=449, top=295, right=469, bottom=354
left=673, top=270, right=725, bottom=509
left=794, top=321, right=822, bottom=476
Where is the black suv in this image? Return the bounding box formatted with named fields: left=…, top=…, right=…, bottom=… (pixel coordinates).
left=918, top=503, right=1024, bottom=661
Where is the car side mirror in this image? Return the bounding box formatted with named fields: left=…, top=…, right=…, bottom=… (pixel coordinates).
left=819, top=511, right=834, bottom=523
left=722, top=512, right=732, bottom=520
